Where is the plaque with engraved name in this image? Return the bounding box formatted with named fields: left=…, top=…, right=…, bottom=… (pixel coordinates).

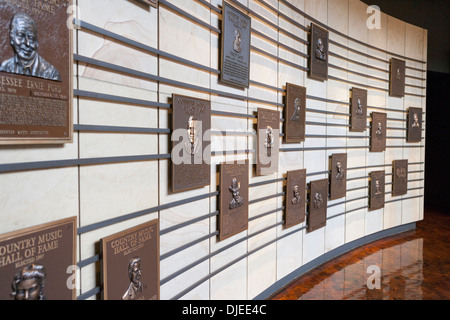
left=219, top=160, right=249, bottom=241
left=0, top=1, right=73, bottom=145
left=257, top=108, right=280, bottom=176
left=369, top=170, right=385, bottom=211
left=370, top=112, right=387, bottom=152
left=284, top=83, right=306, bottom=143
left=220, top=1, right=251, bottom=88
left=0, top=217, right=77, bottom=300
left=392, top=159, right=408, bottom=196
left=309, top=23, right=328, bottom=81
left=285, top=169, right=306, bottom=229
left=407, top=107, right=422, bottom=142
left=389, top=58, right=405, bottom=97
left=330, top=153, right=347, bottom=200
left=171, top=94, right=211, bottom=193
left=307, top=179, right=328, bottom=232
left=137, top=0, right=158, bottom=8
left=350, top=87, right=367, bottom=132
left=102, top=219, right=159, bottom=300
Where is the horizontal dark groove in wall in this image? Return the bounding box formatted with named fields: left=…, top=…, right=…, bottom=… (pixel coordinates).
left=74, top=124, right=171, bottom=134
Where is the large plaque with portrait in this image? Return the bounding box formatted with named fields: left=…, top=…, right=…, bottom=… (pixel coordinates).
left=0, top=1, right=73, bottom=145
left=407, top=107, right=422, bottom=142
left=257, top=108, right=280, bottom=176
left=350, top=87, right=367, bottom=132
left=370, top=112, right=387, bottom=152
left=171, top=94, right=211, bottom=193
left=102, top=219, right=160, bottom=300
left=392, top=159, right=408, bottom=196
left=220, top=1, right=251, bottom=88
left=369, top=170, right=385, bottom=211
left=330, top=153, right=347, bottom=200
left=285, top=169, right=306, bottom=229
left=219, top=160, right=249, bottom=241
left=284, top=83, right=306, bottom=143
left=309, top=23, right=328, bottom=81
left=0, top=217, right=77, bottom=300
left=389, top=58, right=406, bottom=97
left=307, top=179, right=328, bottom=232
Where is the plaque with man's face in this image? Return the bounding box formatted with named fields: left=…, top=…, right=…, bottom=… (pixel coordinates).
left=285, top=169, right=306, bottom=229
left=389, top=58, right=406, bottom=97
left=0, top=1, right=73, bottom=144
left=369, top=171, right=385, bottom=211
left=307, top=179, right=328, bottom=232
left=257, top=108, right=280, bottom=176
left=330, top=153, right=347, bottom=200
left=350, top=88, right=367, bottom=132
left=309, top=23, right=328, bottom=81
left=407, top=107, right=422, bottom=142
left=392, top=160, right=408, bottom=196
left=370, top=112, right=387, bottom=152
left=284, top=83, right=306, bottom=143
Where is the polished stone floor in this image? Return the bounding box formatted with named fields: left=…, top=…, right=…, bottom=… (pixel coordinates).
left=270, top=208, right=450, bottom=300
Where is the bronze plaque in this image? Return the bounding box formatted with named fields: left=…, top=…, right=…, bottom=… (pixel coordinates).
left=350, top=87, right=368, bottom=132
left=330, top=153, right=347, bottom=200
left=220, top=1, right=251, bottom=88
left=171, top=94, right=211, bottom=193
left=369, top=170, right=385, bottom=211
left=389, top=58, right=406, bottom=97
left=0, top=1, right=73, bottom=145
left=308, top=23, right=328, bottom=81
left=307, top=179, right=328, bottom=232
left=284, top=83, right=306, bottom=143
left=370, top=112, right=387, bottom=152
left=407, top=107, right=422, bottom=142
left=137, top=0, right=158, bottom=8
left=392, top=159, right=408, bottom=196
left=102, top=219, right=160, bottom=300
left=257, top=108, right=280, bottom=176
left=285, top=169, right=306, bottom=229
left=218, top=160, right=249, bottom=241
left=0, top=217, right=77, bottom=300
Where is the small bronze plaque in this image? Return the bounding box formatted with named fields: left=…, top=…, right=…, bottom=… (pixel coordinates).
left=308, top=23, right=328, bottom=81
left=389, top=58, right=406, bottom=97
left=392, top=159, right=408, bottom=196
left=257, top=108, right=280, bottom=176
left=369, top=170, right=385, bottom=211
left=102, top=219, right=160, bottom=300
left=370, top=112, right=387, bottom=152
left=171, top=94, right=211, bottom=193
left=284, top=83, right=306, bottom=143
left=0, top=217, right=77, bottom=300
left=330, top=153, right=347, bottom=200
left=137, top=0, right=158, bottom=8
left=285, top=169, right=306, bottom=229
left=307, top=179, right=328, bottom=232
left=219, top=160, right=249, bottom=241
left=0, top=1, right=73, bottom=145
left=220, top=1, right=251, bottom=88
left=350, top=88, right=368, bottom=132
left=407, top=107, right=422, bottom=142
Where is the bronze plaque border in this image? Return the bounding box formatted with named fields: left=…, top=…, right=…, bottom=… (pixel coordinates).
left=407, top=107, right=422, bottom=142
left=329, top=153, right=347, bottom=200
left=392, top=159, right=408, bottom=197
left=307, top=178, right=328, bottom=233
left=350, top=87, right=368, bottom=132
left=389, top=58, right=406, bottom=97
left=285, top=169, right=306, bottom=229
left=369, top=170, right=385, bottom=211
left=284, top=83, right=307, bottom=143
left=308, top=23, right=329, bottom=81
left=370, top=112, right=387, bottom=152
left=256, top=108, right=280, bottom=176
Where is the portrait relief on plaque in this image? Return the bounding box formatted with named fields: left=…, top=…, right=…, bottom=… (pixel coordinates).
left=284, top=83, right=306, bottom=143
left=257, top=108, right=280, bottom=176
left=392, top=159, right=408, bottom=196
left=219, top=160, right=249, bottom=241
left=307, top=179, right=328, bottom=232
left=309, top=23, right=328, bottom=81
left=389, top=58, right=406, bottom=97
left=407, top=107, right=422, bottom=142
left=0, top=1, right=73, bottom=145
left=285, top=169, right=306, bottom=229
left=101, top=220, right=160, bottom=300
left=369, top=171, right=385, bottom=211
left=220, top=1, right=251, bottom=88
left=350, top=88, right=367, bottom=132
left=330, top=153, right=347, bottom=200
left=370, top=112, right=387, bottom=152
left=0, top=217, right=77, bottom=300
left=171, top=94, right=211, bottom=193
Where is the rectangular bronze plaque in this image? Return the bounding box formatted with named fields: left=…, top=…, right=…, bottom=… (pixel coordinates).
left=370, top=112, right=387, bottom=152
left=369, top=170, right=385, bottom=211
left=392, top=159, right=408, bottom=196
left=350, top=87, right=368, bottom=132
left=0, top=217, right=77, bottom=300
left=257, top=108, right=280, bottom=176
left=285, top=169, right=306, bottom=229
left=137, top=0, right=158, bottom=8
left=389, top=58, right=406, bottom=97
left=407, top=107, right=422, bottom=142
left=171, top=94, right=211, bottom=193
left=0, top=1, right=73, bottom=145
left=284, top=83, right=306, bottom=143
left=220, top=1, right=251, bottom=88
left=102, top=219, right=160, bottom=300
left=307, top=179, right=328, bottom=232
left=330, top=153, right=347, bottom=200
left=219, top=160, right=249, bottom=241
left=308, top=23, right=328, bottom=81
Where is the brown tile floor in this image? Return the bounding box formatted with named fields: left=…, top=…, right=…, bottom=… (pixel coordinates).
left=269, top=208, right=450, bottom=300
